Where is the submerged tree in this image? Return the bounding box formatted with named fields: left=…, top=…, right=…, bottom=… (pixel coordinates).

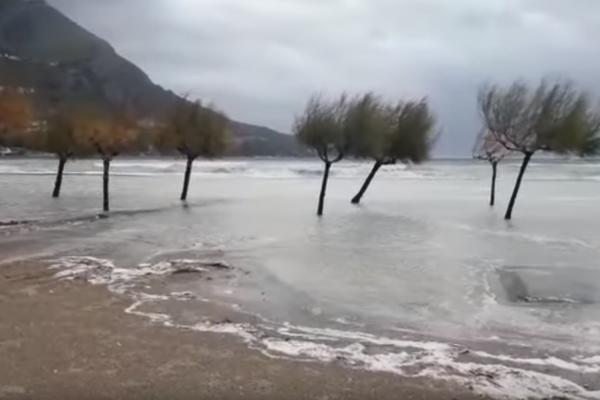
left=347, top=94, right=436, bottom=204
left=294, top=94, right=348, bottom=216
left=472, top=130, right=509, bottom=206
left=479, top=80, right=595, bottom=220
left=77, top=110, right=138, bottom=213
left=157, top=98, right=229, bottom=201
left=32, top=108, right=82, bottom=198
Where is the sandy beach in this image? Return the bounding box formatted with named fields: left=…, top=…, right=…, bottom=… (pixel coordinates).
left=0, top=261, right=492, bottom=400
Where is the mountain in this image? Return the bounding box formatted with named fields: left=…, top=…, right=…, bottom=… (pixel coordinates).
left=0, top=0, right=307, bottom=156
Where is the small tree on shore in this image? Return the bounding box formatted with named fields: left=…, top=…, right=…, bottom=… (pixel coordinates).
left=347, top=94, right=436, bottom=204
left=479, top=80, right=594, bottom=220
left=77, top=110, right=138, bottom=213
left=472, top=130, right=509, bottom=206
left=294, top=94, right=348, bottom=216
left=157, top=98, right=229, bottom=201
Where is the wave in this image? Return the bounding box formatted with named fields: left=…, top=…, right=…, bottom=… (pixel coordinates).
left=47, top=255, right=600, bottom=400
left=5, top=159, right=600, bottom=182
left=93, top=161, right=176, bottom=170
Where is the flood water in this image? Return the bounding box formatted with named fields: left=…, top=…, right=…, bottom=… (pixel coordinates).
left=1, top=157, right=600, bottom=399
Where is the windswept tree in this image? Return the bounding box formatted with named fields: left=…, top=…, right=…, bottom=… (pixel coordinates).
left=472, top=130, right=509, bottom=206
left=347, top=94, right=436, bottom=204
left=157, top=98, right=229, bottom=201
left=479, top=80, right=595, bottom=220
left=0, top=87, right=32, bottom=146
left=294, top=94, right=349, bottom=216
left=77, top=110, right=138, bottom=213
left=31, top=108, right=82, bottom=198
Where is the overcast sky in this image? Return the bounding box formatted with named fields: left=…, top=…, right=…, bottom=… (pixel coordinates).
left=47, top=0, right=600, bottom=156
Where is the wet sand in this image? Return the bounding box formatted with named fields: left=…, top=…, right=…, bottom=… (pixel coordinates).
left=0, top=261, right=491, bottom=400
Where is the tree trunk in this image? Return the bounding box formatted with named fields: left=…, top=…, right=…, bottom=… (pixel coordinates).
left=317, top=161, right=332, bottom=216
left=180, top=156, right=194, bottom=201
left=351, top=161, right=383, bottom=204
left=504, top=152, right=532, bottom=220
left=490, top=161, right=498, bottom=206
left=103, top=158, right=110, bottom=213
left=52, top=156, right=67, bottom=198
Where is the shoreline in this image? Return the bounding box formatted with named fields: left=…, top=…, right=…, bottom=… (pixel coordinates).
left=0, top=261, right=493, bottom=400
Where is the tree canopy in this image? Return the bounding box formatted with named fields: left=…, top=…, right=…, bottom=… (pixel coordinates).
left=472, top=129, right=509, bottom=163
left=75, top=109, right=139, bottom=159
left=346, top=94, right=436, bottom=165
left=157, top=98, right=229, bottom=160
left=30, top=107, right=82, bottom=159
left=294, top=94, right=349, bottom=163
left=478, top=80, right=596, bottom=156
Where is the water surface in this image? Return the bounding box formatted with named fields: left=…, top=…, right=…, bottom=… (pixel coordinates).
left=2, top=157, right=600, bottom=399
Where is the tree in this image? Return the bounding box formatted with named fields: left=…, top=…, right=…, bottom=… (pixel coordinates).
left=472, top=130, right=509, bottom=206
left=32, top=107, right=82, bottom=198
left=575, top=108, right=600, bottom=157
left=347, top=94, right=436, bottom=204
left=478, top=80, right=594, bottom=220
left=157, top=98, right=229, bottom=201
left=294, top=94, right=349, bottom=216
left=76, top=110, right=138, bottom=213
left=0, top=87, right=32, bottom=147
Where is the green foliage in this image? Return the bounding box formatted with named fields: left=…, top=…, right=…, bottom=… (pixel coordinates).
left=74, top=107, right=139, bottom=159
left=32, top=107, right=80, bottom=158
left=345, top=93, right=393, bottom=160
left=578, top=111, right=600, bottom=157
left=390, top=101, right=436, bottom=163
left=345, top=94, right=436, bottom=164
left=295, top=93, right=435, bottom=165
left=478, top=80, right=598, bottom=155
left=158, top=98, right=229, bottom=159
left=294, top=94, right=348, bottom=162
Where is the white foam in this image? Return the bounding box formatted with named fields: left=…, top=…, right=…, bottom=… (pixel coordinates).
left=473, top=351, right=600, bottom=373
left=49, top=255, right=600, bottom=400
left=96, top=161, right=176, bottom=170
left=257, top=336, right=600, bottom=400
left=576, top=355, right=600, bottom=364
left=49, top=256, right=222, bottom=293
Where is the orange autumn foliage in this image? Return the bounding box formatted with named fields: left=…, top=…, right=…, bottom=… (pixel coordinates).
left=0, top=87, right=33, bottom=145
left=74, top=110, right=139, bottom=159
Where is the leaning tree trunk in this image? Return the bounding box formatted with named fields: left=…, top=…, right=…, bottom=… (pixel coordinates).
left=317, top=161, right=332, bottom=216
left=505, top=152, right=532, bottom=220
left=489, top=161, right=498, bottom=207
left=352, top=160, right=383, bottom=205
left=180, top=156, right=194, bottom=201
left=102, top=158, right=111, bottom=213
left=52, top=156, right=68, bottom=198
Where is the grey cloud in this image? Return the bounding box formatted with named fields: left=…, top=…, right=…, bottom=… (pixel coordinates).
left=47, top=0, right=600, bottom=156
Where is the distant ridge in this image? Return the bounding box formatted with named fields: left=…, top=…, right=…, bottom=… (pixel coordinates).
left=0, top=0, right=307, bottom=156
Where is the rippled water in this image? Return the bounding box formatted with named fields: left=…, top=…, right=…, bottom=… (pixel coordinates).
left=2, top=157, right=600, bottom=399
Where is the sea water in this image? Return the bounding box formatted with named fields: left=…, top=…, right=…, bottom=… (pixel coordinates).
left=1, top=157, right=600, bottom=399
